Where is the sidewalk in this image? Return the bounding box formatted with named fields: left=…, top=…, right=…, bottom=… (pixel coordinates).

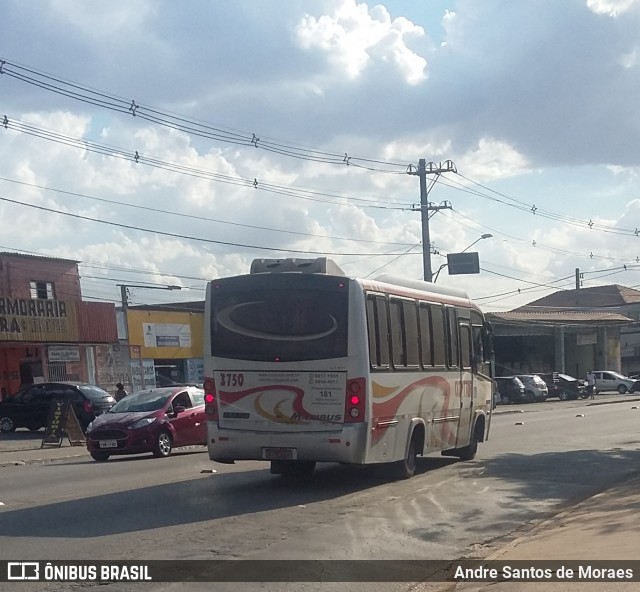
left=0, top=434, right=89, bottom=467
left=430, top=471, right=640, bottom=592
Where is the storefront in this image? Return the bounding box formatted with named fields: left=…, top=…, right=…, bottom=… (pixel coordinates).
left=0, top=253, right=119, bottom=399
left=121, top=302, right=204, bottom=392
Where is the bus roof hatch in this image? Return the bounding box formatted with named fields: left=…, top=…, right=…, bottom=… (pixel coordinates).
left=250, top=257, right=345, bottom=276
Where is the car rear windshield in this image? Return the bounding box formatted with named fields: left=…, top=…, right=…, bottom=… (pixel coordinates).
left=210, top=274, right=349, bottom=362
left=78, top=385, right=112, bottom=400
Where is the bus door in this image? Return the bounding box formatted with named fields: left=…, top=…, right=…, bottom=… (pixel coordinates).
left=456, top=318, right=474, bottom=448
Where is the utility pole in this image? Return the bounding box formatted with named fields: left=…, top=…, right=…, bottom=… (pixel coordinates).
left=575, top=268, right=582, bottom=290
left=408, top=159, right=456, bottom=281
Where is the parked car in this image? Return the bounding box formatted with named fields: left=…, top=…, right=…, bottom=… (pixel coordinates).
left=0, top=382, right=115, bottom=433
left=494, top=376, right=527, bottom=404
left=593, top=371, right=640, bottom=394
left=540, top=373, right=585, bottom=401
left=515, top=374, right=549, bottom=402
left=85, top=385, right=206, bottom=461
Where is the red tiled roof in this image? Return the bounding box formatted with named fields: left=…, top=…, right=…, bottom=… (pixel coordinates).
left=488, top=310, right=633, bottom=325
left=518, top=284, right=640, bottom=309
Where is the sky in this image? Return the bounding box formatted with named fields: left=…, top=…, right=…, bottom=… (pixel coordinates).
left=2, top=0, right=640, bottom=312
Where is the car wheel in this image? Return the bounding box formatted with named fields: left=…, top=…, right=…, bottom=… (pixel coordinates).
left=26, top=424, right=42, bottom=432
left=617, top=384, right=628, bottom=395
left=153, top=431, right=173, bottom=458
left=559, top=391, right=569, bottom=401
left=525, top=390, right=535, bottom=404
left=90, top=452, right=110, bottom=462
left=0, top=416, right=16, bottom=433
left=500, top=394, right=510, bottom=405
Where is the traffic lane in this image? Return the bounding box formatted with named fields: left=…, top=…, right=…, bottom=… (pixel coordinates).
left=1, top=406, right=639, bottom=592
left=495, top=392, right=640, bottom=413
left=0, top=450, right=458, bottom=544
left=486, top=399, right=640, bottom=452
left=20, top=404, right=638, bottom=592
left=1, top=404, right=639, bottom=543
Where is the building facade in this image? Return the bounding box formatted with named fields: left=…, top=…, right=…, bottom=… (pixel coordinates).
left=119, top=301, right=205, bottom=392
left=0, top=253, right=118, bottom=399
left=487, top=284, right=639, bottom=379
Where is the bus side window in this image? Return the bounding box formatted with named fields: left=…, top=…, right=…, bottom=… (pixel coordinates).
left=471, top=324, right=483, bottom=374
left=376, top=297, right=391, bottom=367
left=402, top=300, right=419, bottom=368
left=430, top=304, right=446, bottom=367
left=419, top=303, right=433, bottom=367
left=366, top=296, right=377, bottom=367
left=366, top=294, right=390, bottom=369
left=389, top=298, right=405, bottom=368
left=459, top=322, right=472, bottom=370
left=446, top=307, right=459, bottom=369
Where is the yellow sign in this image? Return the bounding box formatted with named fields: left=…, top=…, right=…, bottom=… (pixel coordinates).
left=0, top=297, right=79, bottom=342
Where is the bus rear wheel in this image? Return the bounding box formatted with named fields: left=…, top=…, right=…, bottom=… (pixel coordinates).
left=456, top=430, right=479, bottom=462
left=394, top=434, right=418, bottom=480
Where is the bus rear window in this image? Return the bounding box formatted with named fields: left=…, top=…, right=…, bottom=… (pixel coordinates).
left=211, top=281, right=348, bottom=362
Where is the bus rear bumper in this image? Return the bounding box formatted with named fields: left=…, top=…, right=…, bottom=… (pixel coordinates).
left=207, top=423, right=367, bottom=464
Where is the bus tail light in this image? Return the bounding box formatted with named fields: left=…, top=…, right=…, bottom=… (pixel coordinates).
left=204, top=378, right=218, bottom=419
left=345, top=377, right=366, bottom=423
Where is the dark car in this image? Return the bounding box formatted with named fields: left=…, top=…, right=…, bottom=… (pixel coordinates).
left=85, top=386, right=206, bottom=461
left=0, top=382, right=115, bottom=433
left=495, top=376, right=527, bottom=404
left=540, top=373, right=585, bottom=401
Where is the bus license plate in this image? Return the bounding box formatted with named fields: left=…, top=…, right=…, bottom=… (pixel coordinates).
left=99, top=440, right=118, bottom=449
left=262, top=447, right=297, bottom=460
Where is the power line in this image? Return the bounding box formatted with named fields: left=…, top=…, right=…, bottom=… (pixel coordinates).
left=0, top=176, right=414, bottom=247
left=0, top=58, right=411, bottom=173
left=2, top=116, right=413, bottom=211
left=0, top=195, right=421, bottom=258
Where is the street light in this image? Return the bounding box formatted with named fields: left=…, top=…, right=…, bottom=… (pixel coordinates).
left=432, top=234, right=493, bottom=283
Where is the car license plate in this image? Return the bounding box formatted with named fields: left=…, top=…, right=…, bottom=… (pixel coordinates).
left=262, top=447, right=297, bottom=460
left=99, top=440, right=118, bottom=449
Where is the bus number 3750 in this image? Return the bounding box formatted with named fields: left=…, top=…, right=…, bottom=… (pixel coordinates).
left=219, top=373, right=245, bottom=387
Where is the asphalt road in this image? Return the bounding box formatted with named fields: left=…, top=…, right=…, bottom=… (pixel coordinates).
left=1, top=398, right=639, bottom=592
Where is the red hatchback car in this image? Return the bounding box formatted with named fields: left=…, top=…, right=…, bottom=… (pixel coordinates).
left=85, top=386, right=206, bottom=461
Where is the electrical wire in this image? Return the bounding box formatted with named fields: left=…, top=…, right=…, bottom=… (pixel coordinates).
left=0, top=58, right=411, bottom=173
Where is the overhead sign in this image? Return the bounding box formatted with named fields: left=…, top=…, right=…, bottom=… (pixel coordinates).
left=447, top=252, right=480, bottom=276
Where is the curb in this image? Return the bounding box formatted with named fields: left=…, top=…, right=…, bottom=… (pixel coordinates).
left=0, top=452, right=88, bottom=468
left=586, top=397, right=640, bottom=406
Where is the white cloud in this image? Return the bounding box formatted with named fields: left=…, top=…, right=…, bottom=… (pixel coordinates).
left=620, top=46, right=640, bottom=67
left=2, top=0, right=640, bottom=311
left=457, top=139, right=531, bottom=181
left=50, top=0, right=154, bottom=35
left=295, top=0, right=427, bottom=84
left=586, top=0, right=638, bottom=17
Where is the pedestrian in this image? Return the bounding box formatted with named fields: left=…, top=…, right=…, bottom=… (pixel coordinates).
left=115, top=382, right=128, bottom=402
left=586, top=370, right=596, bottom=399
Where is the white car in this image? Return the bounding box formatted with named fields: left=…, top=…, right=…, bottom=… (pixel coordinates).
left=515, top=374, right=549, bottom=402
left=593, top=371, right=640, bottom=394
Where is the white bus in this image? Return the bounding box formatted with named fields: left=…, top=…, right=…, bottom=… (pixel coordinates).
left=203, top=258, right=494, bottom=479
